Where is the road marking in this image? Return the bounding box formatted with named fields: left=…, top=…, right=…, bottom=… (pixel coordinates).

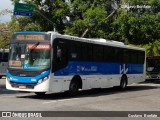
left=138, top=83, right=160, bottom=87
left=43, top=98, right=79, bottom=104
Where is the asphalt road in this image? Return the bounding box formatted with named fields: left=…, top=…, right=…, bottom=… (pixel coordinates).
left=0, top=77, right=160, bottom=120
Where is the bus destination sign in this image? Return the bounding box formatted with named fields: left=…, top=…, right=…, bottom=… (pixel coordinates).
left=16, top=34, right=45, bottom=41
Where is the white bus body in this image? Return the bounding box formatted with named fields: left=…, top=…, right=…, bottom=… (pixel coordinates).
left=6, top=31, right=146, bottom=95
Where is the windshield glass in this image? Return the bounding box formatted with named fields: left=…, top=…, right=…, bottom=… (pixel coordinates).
left=9, top=43, right=51, bottom=70
left=147, top=59, right=160, bottom=72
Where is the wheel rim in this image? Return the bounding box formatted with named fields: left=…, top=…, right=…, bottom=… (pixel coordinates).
left=70, top=82, right=78, bottom=92
left=120, top=76, right=127, bottom=89
left=122, top=80, right=126, bottom=89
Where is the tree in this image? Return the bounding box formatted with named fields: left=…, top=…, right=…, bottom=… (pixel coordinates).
left=9, top=0, right=160, bottom=56
left=0, top=23, right=11, bottom=48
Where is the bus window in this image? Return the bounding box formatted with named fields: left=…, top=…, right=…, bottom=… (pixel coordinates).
left=68, top=41, right=81, bottom=61
left=93, top=44, right=103, bottom=62
left=123, top=49, right=130, bottom=63
left=52, top=39, right=68, bottom=72
left=81, top=43, right=87, bottom=61
left=87, top=44, right=93, bottom=62
left=57, top=46, right=62, bottom=62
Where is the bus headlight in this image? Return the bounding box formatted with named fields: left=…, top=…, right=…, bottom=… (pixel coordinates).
left=37, top=76, right=49, bottom=84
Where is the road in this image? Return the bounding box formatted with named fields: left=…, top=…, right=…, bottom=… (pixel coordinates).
left=0, top=77, right=160, bottom=120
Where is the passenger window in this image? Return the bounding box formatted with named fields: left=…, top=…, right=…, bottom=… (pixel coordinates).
left=52, top=39, right=68, bottom=72
left=57, top=46, right=62, bottom=62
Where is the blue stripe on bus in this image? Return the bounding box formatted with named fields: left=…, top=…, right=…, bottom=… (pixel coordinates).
left=7, top=70, right=50, bottom=84
left=7, top=61, right=144, bottom=83
left=54, top=61, right=144, bottom=76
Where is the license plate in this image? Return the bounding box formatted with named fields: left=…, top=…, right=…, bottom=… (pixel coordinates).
left=19, top=85, right=26, bottom=89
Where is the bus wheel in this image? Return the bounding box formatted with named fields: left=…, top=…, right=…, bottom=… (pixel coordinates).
left=120, top=75, right=127, bottom=90
left=68, top=80, right=79, bottom=96
left=35, top=92, right=46, bottom=97
left=0, top=76, right=2, bottom=79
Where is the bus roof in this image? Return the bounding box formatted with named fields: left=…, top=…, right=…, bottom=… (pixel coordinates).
left=13, top=31, right=145, bottom=51
left=47, top=31, right=145, bottom=51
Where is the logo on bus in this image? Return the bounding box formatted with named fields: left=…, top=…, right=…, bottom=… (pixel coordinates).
left=120, top=64, right=128, bottom=74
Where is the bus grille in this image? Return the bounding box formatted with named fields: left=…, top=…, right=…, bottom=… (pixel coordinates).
left=10, top=82, right=35, bottom=89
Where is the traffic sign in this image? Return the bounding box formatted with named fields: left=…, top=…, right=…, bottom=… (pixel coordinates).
left=14, top=11, right=33, bottom=17
left=14, top=3, right=34, bottom=17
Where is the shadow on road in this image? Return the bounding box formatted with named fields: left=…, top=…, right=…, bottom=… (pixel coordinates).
left=144, top=79, right=160, bottom=84
left=0, top=77, right=20, bottom=94
left=16, top=80, right=160, bottom=100
left=0, top=85, right=19, bottom=94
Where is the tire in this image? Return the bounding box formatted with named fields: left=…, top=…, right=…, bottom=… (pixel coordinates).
left=68, top=80, right=79, bottom=96
left=0, top=76, right=2, bottom=79
left=120, top=76, right=127, bottom=90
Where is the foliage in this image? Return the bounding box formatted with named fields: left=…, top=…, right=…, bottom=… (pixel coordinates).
left=0, top=23, right=11, bottom=48
left=0, top=0, right=160, bottom=55
left=141, top=40, right=160, bottom=56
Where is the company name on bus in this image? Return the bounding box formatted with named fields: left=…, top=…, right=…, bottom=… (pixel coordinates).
left=16, top=35, right=44, bottom=41
left=27, top=44, right=51, bottom=50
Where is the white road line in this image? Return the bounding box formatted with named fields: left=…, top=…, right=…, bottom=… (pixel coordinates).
left=43, top=98, right=79, bottom=104
left=138, top=84, right=160, bottom=87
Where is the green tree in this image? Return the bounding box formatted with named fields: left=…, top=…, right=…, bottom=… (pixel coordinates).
left=9, top=0, right=160, bottom=56
left=0, top=23, right=11, bottom=48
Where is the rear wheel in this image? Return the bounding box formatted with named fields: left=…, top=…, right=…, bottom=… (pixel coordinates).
left=120, top=76, right=127, bottom=90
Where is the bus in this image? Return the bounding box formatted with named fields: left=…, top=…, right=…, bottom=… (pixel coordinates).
left=0, top=49, right=9, bottom=79
left=146, top=56, right=160, bottom=81
left=6, top=31, right=146, bottom=96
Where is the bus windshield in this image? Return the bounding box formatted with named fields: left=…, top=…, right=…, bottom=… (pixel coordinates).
left=147, top=59, right=160, bottom=72
left=9, top=43, right=51, bottom=70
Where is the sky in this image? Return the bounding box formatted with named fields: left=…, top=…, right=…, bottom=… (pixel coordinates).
left=0, top=0, right=14, bottom=23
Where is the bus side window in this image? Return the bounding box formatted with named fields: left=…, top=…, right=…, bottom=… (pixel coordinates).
left=52, top=39, right=68, bottom=72
left=57, top=46, right=62, bottom=62
left=68, top=41, right=81, bottom=61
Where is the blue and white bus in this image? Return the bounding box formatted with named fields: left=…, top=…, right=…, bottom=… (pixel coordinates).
left=0, top=49, right=9, bottom=79
left=6, top=31, right=146, bottom=96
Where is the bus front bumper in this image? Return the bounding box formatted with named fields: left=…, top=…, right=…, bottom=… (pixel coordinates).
left=6, top=77, right=50, bottom=92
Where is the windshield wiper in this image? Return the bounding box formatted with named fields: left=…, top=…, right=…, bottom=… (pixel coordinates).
left=29, top=42, right=40, bottom=50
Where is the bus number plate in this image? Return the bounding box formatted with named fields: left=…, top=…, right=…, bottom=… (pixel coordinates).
left=19, top=85, right=26, bottom=89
